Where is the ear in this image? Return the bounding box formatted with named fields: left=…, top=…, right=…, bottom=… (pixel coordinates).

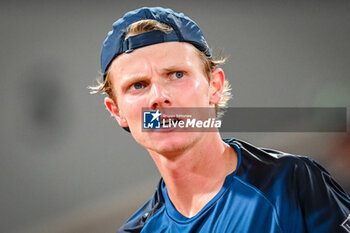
left=104, top=97, right=129, bottom=127
left=209, top=68, right=225, bottom=105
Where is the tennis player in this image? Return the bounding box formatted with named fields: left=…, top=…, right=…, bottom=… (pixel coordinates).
left=91, top=7, right=350, bottom=233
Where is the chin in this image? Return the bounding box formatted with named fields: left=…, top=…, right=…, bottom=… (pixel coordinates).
left=146, top=132, right=202, bottom=155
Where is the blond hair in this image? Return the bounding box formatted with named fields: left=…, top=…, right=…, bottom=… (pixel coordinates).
left=89, top=20, right=231, bottom=116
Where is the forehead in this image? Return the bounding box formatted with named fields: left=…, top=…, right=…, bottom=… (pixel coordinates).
left=108, top=42, right=203, bottom=79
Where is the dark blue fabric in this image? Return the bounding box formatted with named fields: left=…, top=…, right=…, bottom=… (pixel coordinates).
left=122, top=30, right=179, bottom=53
left=101, top=7, right=211, bottom=76
left=117, top=139, right=350, bottom=233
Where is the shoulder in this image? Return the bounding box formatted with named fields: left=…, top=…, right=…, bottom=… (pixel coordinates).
left=225, top=138, right=350, bottom=233
left=117, top=180, right=165, bottom=233
left=226, top=138, right=306, bottom=183
left=226, top=137, right=349, bottom=197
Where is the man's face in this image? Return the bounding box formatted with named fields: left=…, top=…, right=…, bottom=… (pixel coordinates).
left=105, top=42, right=224, bottom=155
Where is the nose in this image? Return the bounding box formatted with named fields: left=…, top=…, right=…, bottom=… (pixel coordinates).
left=148, top=82, right=171, bottom=109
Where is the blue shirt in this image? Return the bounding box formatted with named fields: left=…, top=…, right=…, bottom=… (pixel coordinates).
left=118, top=138, right=350, bottom=233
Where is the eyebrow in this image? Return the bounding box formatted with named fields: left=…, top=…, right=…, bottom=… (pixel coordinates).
left=119, top=63, right=190, bottom=85
left=122, top=73, right=148, bottom=81
left=161, top=64, right=189, bottom=73
left=118, top=74, right=149, bottom=90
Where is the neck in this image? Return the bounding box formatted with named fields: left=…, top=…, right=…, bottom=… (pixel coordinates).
left=148, top=133, right=237, bottom=217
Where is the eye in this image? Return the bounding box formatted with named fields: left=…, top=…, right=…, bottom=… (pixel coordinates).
left=173, top=71, right=184, bottom=79
left=132, top=82, right=144, bottom=90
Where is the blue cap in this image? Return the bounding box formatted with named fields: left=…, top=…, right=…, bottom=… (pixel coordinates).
left=100, top=7, right=211, bottom=78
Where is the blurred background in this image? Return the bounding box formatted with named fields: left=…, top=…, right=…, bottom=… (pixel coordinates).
left=1, top=0, right=349, bottom=232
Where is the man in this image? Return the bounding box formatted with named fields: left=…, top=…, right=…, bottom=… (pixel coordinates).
left=91, top=7, right=350, bottom=233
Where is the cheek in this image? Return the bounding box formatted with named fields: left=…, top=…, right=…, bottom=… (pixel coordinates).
left=121, top=102, right=141, bottom=123
left=193, top=79, right=200, bottom=89
left=116, top=96, right=141, bottom=125
left=184, top=77, right=210, bottom=102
